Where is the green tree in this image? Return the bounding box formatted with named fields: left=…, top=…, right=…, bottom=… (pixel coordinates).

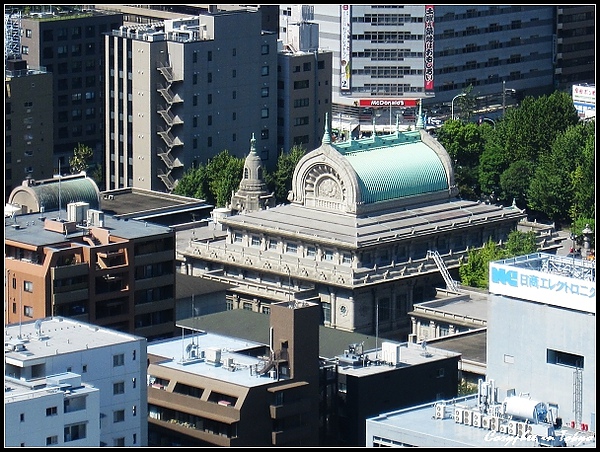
left=436, top=120, right=490, bottom=200
left=452, top=84, right=477, bottom=121
left=499, top=159, right=533, bottom=208
left=173, top=165, right=209, bottom=200
left=69, top=142, right=93, bottom=173
left=458, top=238, right=503, bottom=289
left=479, top=90, right=580, bottom=204
left=205, top=151, right=245, bottom=207
left=459, top=230, right=538, bottom=289
left=527, top=120, right=594, bottom=224
left=266, top=145, right=307, bottom=203
left=174, top=151, right=245, bottom=207
left=502, top=230, right=537, bottom=256
left=568, top=121, right=595, bottom=222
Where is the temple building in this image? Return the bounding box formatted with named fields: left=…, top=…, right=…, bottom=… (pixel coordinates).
left=178, top=119, right=527, bottom=338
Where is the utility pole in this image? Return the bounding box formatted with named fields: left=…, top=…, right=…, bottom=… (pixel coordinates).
left=502, top=80, right=506, bottom=116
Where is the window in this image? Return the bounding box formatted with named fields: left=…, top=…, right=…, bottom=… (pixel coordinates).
left=251, top=236, right=261, bottom=247
left=113, top=410, right=125, bottom=423
left=286, top=243, right=297, bottom=254
left=261, top=66, right=269, bottom=76
left=547, top=349, right=584, bottom=368
left=261, top=44, right=269, bottom=55
left=82, top=365, right=87, bottom=373
left=113, top=354, right=124, bottom=367
left=232, top=69, right=236, bottom=78
left=46, top=406, right=58, bottom=416
left=132, top=377, right=136, bottom=388
left=24, top=281, right=33, bottom=292
left=207, top=51, right=212, bottom=62
left=261, top=108, right=269, bottom=118
left=132, top=405, right=137, bottom=416
left=113, top=381, right=125, bottom=395
left=20, top=413, right=25, bottom=422
left=24, top=306, right=33, bottom=318
left=261, top=87, right=269, bottom=97
left=243, top=302, right=253, bottom=311
left=303, top=62, right=311, bottom=71
left=294, top=80, right=310, bottom=89
left=46, top=436, right=58, bottom=445
left=324, top=250, right=334, bottom=261
left=113, top=437, right=125, bottom=447
left=64, top=423, right=86, bottom=442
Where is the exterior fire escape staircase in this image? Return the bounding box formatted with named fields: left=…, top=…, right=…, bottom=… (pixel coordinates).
left=156, top=62, right=184, bottom=191
left=427, top=250, right=460, bottom=292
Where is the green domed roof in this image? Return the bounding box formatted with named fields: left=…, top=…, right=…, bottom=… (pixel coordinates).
left=334, top=132, right=449, bottom=204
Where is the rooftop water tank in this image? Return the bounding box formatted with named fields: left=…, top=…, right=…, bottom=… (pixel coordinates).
left=503, top=396, right=548, bottom=423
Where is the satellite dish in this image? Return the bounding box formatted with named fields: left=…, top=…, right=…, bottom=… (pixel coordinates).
left=34, top=319, right=42, bottom=336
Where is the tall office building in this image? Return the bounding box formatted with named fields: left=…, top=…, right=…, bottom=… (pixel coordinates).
left=554, top=5, right=595, bottom=90
left=15, top=7, right=123, bottom=175
left=104, top=10, right=278, bottom=192
left=5, top=57, right=54, bottom=198
left=279, top=5, right=562, bottom=115
left=277, top=5, right=333, bottom=153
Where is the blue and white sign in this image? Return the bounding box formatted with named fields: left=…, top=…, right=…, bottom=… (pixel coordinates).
left=489, top=262, right=595, bottom=314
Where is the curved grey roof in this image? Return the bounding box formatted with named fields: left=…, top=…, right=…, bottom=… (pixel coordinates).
left=8, top=175, right=101, bottom=214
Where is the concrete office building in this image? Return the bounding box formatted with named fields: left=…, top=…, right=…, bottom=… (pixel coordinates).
left=104, top=9, right=279, bottom=192
left=5, top=372, right=101, bottom=447
left=13, top=6, right=123, bottom=174
left=5, top=317, right=148, bottom=447
left=4, top=57, right=54, bottom=199
left=486, top=253, right=596, bottom=431
left=335, top=341, right=460, bottom=446
left=554, top=6, right=595, bottom=91
left=364, top=252, right=596, bottom=446
left=364, top=390, right=594, bottom=447
left=5, top=175, right=177, bottom=341
left=279, top=5, right=562, bottom=116
left=146, top=300, right=321, bottom=446
left=277, top=5, right=333, bottom=153
left=178, top=121, right=527, bottom=338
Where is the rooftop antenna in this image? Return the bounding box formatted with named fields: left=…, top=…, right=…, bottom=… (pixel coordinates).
left=18, top=283, right=23, bottom=339
left=54, top=161, right=62, bottom=220
left=34, top=319, right=42, bottom=337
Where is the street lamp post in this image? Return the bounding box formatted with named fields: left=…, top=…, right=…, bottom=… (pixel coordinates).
left=451, top=93, right=466, bottom=120
left=502, top=80, right=506, bottom=116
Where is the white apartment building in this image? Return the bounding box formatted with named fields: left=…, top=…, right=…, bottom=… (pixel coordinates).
left=5, top=372, right=101, bottom=447
left=4, top=317, right=148, bottom=447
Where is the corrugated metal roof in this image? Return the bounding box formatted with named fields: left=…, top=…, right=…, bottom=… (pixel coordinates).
left=31, top=177, right=100, bottom=211
left=332, top=131, right=448, bottom=204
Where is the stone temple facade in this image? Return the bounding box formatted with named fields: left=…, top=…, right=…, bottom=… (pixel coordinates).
left=178, top=121, right=527, bottom=338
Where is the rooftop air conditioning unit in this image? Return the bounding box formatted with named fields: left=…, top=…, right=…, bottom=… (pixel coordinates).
left=472, top=412, right=482, bottom=428
left=489, top=417, right=499, bottom=431
left=454, top=408, right=463, bottom=423
left=462, top=410, right=472, bottom=426
left=482, top=416, right=491, bottom=430
left=435, top=403, right=446, bottom=419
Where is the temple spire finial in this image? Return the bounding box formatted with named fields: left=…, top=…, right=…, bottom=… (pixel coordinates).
left=416, top=99, right=424, bottom=129
left=250, top=133, right=257, bottom=153
left=322, top=112, right=331, bottom=144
